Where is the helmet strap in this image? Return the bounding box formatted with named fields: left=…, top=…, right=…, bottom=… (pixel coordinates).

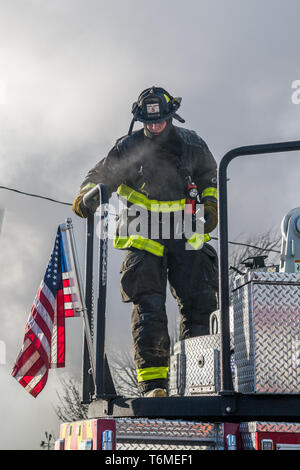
left=128, top=117, right=136, bottom=135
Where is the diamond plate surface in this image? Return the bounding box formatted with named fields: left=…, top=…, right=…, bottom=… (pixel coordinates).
left=169, top=352, right=186, bottom=395
left=240, top=421, right=300, bottom=433
left=117, top=442, right=213, bottom=450
left=233, top=271, right=300, bottom=290
left=115, top=418, right=224, bottom=450
left=170, top=336, right=219, bottom=395
left=185, top=335, right=220, bottom=394
left=233, top=272, right=300, bottom=394
left=169, top=335, right=234, bottom=396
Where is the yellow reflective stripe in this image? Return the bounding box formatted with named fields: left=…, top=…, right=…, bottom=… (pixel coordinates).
left=81, top=182, right=97, bottom=192
left=136, top=366, right=169, bottom=383
left=117, top=184, right=185, bottom=212
left=113, top=235, right=164, bottom=257
left=187, top=233, right=211, bottom=250
left=201, top=187, right=218, bottom=200
left=164, top=94, right=170, bottom=103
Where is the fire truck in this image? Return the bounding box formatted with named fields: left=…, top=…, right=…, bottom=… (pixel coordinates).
left=55, top=141, right=300, bottom=451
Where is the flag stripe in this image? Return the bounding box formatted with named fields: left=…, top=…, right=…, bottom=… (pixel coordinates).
left=30, top=368, right=49, bottom=397
left=33, top=297, right=53, bottom=332
left=63, top=287, right=72, bottom=295
left=19, top=356, right=44, bottom=389
left=26, top=329, right=50, bottom=368
left=63, top=273, right=75, bottom=287
left=28, top=310, right=52, bottom=356
left=31, top=307, right=52, bottom=349
left=16, top=354, right=40, bottom=385
left=40, top=281, right=56, bottom=310
left=39, top=287, right=55, bottom=321
left=24, top=365, right=48, bottom=397
left=12, top=344, right=38, bottom=379
left=64, top=309, right=75, bottom=317
left=64, top=302, right=73, bottom=310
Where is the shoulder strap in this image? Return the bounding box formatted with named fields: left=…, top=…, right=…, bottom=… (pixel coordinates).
left=174, top=127, right=197, bottom=182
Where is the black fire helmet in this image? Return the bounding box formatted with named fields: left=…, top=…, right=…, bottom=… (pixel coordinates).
left=128, top=86, right=185, bottom=135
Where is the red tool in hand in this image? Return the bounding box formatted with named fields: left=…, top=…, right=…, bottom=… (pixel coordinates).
left=185, top=181, right=198, bottom=216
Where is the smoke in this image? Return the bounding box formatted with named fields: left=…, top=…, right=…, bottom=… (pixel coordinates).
left=0, top=208, right=4, bottom=233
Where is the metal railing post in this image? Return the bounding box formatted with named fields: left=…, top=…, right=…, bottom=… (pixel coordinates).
left=81, top=184, right=115, bottom=400
left=94, top=184, right=109, bottom=398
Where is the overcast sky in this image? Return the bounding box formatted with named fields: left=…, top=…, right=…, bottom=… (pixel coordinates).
left=1, top=0, right=300, bottom=449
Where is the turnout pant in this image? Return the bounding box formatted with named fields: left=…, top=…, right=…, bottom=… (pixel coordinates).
left=120, top=239, right=219, bottom=394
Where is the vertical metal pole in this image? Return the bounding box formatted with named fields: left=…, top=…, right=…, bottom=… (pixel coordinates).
left=218, top=154, right=233, bottom=394
left=82, top=215, right=95, bottom=402
left=95, top=185, right=109, bottom=398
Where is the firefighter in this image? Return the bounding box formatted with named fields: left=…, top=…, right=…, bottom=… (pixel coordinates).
left=73, top=86, right=219, bottom=397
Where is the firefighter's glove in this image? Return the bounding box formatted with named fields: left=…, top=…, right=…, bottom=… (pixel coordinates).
left=72, top=191, right=98, bottom=219
left=203, top=200, right=218, bottom=233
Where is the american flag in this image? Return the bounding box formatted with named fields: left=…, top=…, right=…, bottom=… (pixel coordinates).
left=12, top=224, right=81, bottom=398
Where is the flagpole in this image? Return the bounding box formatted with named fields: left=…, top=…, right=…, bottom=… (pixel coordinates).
left=64, top=218, right=97, bottom=389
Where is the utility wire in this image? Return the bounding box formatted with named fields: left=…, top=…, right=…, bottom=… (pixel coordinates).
left=210, top=237, right=280, bottom=254
left=0, top=184, right=281, bottom=253
left=0, top=185, right=72, bottom=206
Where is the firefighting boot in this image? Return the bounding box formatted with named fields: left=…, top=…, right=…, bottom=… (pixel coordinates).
left=144, top=388, right=168, bottom=397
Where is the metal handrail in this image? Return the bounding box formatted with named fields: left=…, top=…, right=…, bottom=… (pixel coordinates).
left=218, top=140, right=300, bottom=393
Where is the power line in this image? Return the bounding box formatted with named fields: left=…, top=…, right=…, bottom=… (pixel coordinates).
left=210, top=237, right=280, bottom=254
left=0, top=185, right=72, bottom=206
left=0, top=184, right=281, bottom=253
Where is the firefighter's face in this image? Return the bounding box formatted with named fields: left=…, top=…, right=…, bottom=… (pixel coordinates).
left=146, top=120, right=167, bottom=135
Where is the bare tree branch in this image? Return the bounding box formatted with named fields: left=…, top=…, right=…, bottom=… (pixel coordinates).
left=54, top=376, right=88, bottom=423
left=228, top=228, right=281, bottom=296
left=108, top=348, right=139, bottom=397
